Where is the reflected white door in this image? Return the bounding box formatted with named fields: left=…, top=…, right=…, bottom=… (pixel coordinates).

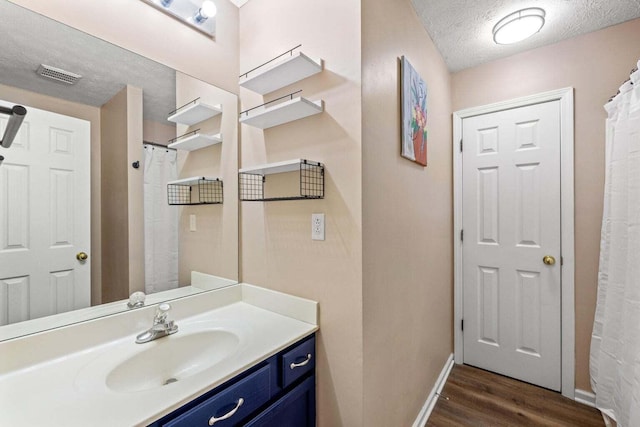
left=0, top=102, right=90, bottom=325
left=462, top=101, right=561, bottom=390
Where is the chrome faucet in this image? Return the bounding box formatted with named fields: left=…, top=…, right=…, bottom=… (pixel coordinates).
left=135, top=303, right=178, bottom=344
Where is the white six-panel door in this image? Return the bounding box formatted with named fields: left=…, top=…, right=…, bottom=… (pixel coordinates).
left=0, top=101, right=90, bottom=325
left=462, top=101, right=562, bottom=390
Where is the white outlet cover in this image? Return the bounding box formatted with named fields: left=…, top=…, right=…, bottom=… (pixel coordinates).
left=312, top=213, right=325, bottom=241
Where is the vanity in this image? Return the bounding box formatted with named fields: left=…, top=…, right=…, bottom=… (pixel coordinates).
left=0, top=284, right=318, bottom=426
left=152, top=334, right=315, bottom=426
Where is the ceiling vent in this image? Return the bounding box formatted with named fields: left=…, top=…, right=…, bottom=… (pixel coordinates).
left=36, top=64, right=82, bottom=85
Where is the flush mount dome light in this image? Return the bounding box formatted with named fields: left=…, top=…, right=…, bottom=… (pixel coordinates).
left=493, top=7, right=545, bottom=44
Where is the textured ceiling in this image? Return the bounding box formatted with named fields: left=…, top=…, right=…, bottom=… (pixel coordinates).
left=411, top=0, right=640, bottom=72
left=0, top=0, right=176, bottom=126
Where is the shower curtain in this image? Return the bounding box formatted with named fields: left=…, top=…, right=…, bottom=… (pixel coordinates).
left=590, top=61, right=640, bottom=427
left=143, top=144, right=179, bottom=294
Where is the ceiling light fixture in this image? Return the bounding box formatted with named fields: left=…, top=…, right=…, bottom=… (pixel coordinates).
left=493, top=7, right=545, bottom=45
left=140, top=0, right=216, bottom=36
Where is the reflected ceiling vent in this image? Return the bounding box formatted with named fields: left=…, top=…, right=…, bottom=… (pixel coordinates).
left=36, top=64, right=82, bottom=85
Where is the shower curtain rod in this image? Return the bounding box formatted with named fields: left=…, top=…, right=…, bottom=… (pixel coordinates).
left=143, top=140, right=177, bottom=151
left=0, top=105, right=27, bottom=149
left=609, top=66, right=638, bottom=102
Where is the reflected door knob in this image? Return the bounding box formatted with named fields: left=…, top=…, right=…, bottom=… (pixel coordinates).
left=76, top=252, right=89, bottom=261
left=543, top=255, right=556, bottom=265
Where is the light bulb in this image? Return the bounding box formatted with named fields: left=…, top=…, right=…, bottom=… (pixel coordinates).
left=194, top=0, right=217, bottom=24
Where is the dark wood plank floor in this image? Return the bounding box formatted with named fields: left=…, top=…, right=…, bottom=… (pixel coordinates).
left=427, top=364, right=604, bottom=427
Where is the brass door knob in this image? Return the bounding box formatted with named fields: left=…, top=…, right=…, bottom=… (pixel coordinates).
left=76, top=252, right=88, bottom=261
left=543, top=255, right=556, bottom=266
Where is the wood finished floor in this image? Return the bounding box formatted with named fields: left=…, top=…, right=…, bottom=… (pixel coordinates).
left=427, top=365, right=604, bottom=427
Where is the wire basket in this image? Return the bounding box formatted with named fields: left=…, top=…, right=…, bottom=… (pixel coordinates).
left=167, top=177, right=223, bottom=205
left=239, top=159, right=324, bottom=201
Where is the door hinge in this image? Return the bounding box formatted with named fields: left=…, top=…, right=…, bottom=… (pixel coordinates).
left=460, top=229, right=464, bottom=241
left=461, top=319, right=464, bottom=331
left=460, top=139, right=463, bottom=152
left=561, top=256, right=564, bottom=266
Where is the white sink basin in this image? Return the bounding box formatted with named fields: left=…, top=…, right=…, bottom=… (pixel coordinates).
left=105, top=330, right=240, bottom=393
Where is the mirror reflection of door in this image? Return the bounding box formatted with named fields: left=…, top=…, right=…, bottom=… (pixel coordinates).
left=0, top=101, right=90, bottom=325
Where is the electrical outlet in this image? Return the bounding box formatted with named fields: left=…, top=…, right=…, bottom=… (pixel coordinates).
left=312, top=213, right=325, bottom=241
left=189, top=214, right=196, bottom=232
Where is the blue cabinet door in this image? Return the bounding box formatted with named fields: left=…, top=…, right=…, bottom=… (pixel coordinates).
left=160, top=365, right=271, bottom=427
left=244, top=375, right=315, bottom=427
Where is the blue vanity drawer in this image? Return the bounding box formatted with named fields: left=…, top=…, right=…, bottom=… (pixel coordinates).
left=163, top=364, right=271, bottom=427
left=281, top=336, right=315, bottom=389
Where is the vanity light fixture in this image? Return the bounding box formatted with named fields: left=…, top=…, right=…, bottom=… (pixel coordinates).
left=140, top=0, right=216, bottom=36
left=493, top=7, right=545, bottom=45
left=193, top=0, right=217, bottom=24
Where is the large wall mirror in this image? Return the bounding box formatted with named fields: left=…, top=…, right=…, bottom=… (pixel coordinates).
left=0, top=0, right=238, bottom=341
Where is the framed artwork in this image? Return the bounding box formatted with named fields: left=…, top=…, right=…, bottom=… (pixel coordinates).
left=401, top=56, right=428, bottom=166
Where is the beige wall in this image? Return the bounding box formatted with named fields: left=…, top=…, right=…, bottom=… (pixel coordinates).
left=239, top=0, right=363, bottom=425
left=101, top=86, right=144, bottom=302
left=143, top=120, right=176, bottom=145
left=10, top=0, right=239, bottom=94
left=127, top=86, right=145, bottom=295
left=0, top=83, right=103, bottom=305
left=362, top=0, right=453, bottom=424
left=175, top=72, right=239, bottom=285
left=452, top=18, right=640, bottom=392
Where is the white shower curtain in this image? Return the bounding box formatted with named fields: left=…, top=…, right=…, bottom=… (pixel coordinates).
left=143, top=144, right=179, bottom=294
left=590, top=61, right=640, bottom=427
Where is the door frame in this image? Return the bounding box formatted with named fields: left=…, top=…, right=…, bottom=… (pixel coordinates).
left=452, top=87, right=575, bottom=398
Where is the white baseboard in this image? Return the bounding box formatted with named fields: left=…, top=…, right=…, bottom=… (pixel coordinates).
left=412, top=354, right=455, bottom=427
left=575, top=389, right=597, bottom=408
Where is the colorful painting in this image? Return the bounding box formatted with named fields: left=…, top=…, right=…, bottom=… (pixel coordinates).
left=401, top=56, right=428, bottom=166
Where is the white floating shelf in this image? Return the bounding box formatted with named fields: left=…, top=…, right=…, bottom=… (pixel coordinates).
left=240, top=52, right=323, bottom=95
left=239, top=97, right=323, bottom=129
left=168, top=132, right=222, bottom=151
left=239, top=159, right=307, bottom=175
left=168, top=101, right=222, bottom=126
left=168, top=176, right=221, bottom=186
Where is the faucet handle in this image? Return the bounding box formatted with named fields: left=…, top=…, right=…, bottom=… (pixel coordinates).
left=157, top=303, right=171, bottom=313
left=127, top=291, right=146, bottom=309
left=154, top=303, right=172, bottom=323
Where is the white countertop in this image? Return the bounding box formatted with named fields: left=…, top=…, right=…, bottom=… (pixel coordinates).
left=0, top=284, right=318, bottom=427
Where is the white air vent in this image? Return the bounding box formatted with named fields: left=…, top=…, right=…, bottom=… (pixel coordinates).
left=36, top=64, right=82, bottom=85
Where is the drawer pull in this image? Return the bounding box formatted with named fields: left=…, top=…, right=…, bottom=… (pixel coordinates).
left=290, top=353, right=312, bottom=370
left=208, top=398, right=244, bottom=426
